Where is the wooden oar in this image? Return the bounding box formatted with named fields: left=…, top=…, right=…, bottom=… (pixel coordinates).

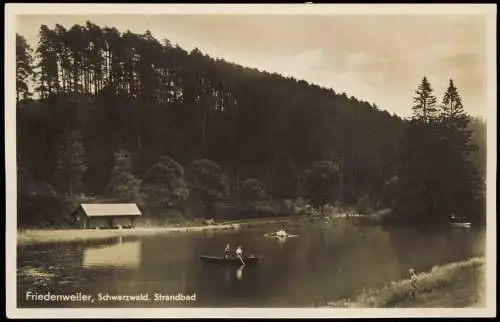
left=238, top=254, right=245, bottom=266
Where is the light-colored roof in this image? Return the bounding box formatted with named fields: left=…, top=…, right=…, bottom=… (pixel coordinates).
left=81, top=204, right=142, bottom=217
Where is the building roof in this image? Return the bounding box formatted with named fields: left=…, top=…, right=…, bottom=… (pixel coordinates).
left=80, top=203, right=142, bottom=217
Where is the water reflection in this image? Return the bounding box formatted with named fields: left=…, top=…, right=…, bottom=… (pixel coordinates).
left=204, top=229, right=216, bottom=238
left=17, top=221, right=485, bottom=308
left=224, top=267, right=231, bottom=283
left=277, top=236, right=287, bottom=245
left=83, top=239, right=141, bottom=269
left=236, top=265, right=244, bottom=280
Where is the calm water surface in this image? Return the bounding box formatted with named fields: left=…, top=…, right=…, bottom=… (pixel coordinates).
left=17, top=220, right=485, bottom=307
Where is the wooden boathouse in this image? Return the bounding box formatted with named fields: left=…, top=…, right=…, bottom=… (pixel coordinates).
left=73, top=203, right=142, bottom=229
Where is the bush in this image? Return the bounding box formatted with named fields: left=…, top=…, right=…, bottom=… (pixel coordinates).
left=289, top=197, right=317, bottom=216
left=18, top=194, right=78, bottom=229
left=141, top=206, right=186, bottom=226
left=356, top=193, right=376, bottom=215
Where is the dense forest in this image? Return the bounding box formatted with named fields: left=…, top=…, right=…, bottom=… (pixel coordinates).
left=15, top=22, right=487, bottom=228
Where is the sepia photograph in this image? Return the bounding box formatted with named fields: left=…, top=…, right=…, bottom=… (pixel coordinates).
left=5, top=3, right=497, bottom=319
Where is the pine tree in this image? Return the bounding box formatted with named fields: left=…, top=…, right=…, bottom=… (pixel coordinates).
left=66, top=24, right=87, bottom=95
left=468, top=117, right=486, bottom=179
left=108, top=149, right=141, bottom=201
left=54, top=129, right=87, bottom=196
left=54, top=24, right=71, bottom=95
left=441, top=79, right=464, bottom=120
left=412, top=77, right=438, bottom=125
left=393, top=78, right=445, bottom=225
left=440, top=79, right=476, bottom=154
left=86, top=21, right=105, bottom=95
left=16, top=34, right=34, bottom=102
left=437, top=79, right=483, bottom=226
left=35, top=25, right=59, bottom=98
left=393, top=121, right=443, bottom=224
left=394, top=78, right=484, bottom=227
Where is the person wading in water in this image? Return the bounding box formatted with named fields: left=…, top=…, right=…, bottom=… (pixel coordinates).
left=408, top=268, right=418, bottom=302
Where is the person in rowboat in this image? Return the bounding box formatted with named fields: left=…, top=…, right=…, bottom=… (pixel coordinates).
left=224, top=244, right=231, bottom=258
left=235, top=246, right=245, bottom=265
left=236, top=246, right=243, bottom=257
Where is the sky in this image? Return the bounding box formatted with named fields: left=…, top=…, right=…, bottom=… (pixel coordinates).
left=15, top=11, right=493, bottom=118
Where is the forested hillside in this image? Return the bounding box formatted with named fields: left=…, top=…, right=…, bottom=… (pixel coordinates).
left=15, top=22, right=486, bottom=228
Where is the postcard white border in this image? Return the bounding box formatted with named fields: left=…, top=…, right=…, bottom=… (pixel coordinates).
left=5, top=3, right=497, bottom=319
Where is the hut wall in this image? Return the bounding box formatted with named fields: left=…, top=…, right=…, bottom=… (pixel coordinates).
left=86, top=216, right=136, bottom=229
left=113, top=216, right=136, bottom=227
left=87, top=217, right=110, bottom=229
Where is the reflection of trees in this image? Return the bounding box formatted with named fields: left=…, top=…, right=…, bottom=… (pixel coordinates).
left=250, top=224, right=466, bottom=305
left=138, top=234, right=197, bottom=296
left=203, top=229, right=216, bottom=239
left=18, top=242, right=87, bottom=307
left=52, top=225, right=482, bottom=307
left=19, top=241, right=86, bottom=269
left=278, top=225, right=405, bottom=303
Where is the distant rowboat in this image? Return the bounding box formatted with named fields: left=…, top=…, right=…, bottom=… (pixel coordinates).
left=264, top=229, right=299, bottom=239
left=264, top=232, right=299, bottom=239
left=450, top=222, right=472, bottom=228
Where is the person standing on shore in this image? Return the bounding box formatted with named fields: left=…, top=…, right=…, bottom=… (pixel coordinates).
left=408, top=268, right=418, bottom=302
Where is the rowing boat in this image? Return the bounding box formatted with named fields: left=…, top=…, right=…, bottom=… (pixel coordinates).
left=450, top=222, right=472, bottom=228
left=198, top=255, right=262, bottom=265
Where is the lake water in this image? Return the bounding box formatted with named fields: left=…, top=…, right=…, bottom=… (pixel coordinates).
left=17, top=219, right=485, bottom=308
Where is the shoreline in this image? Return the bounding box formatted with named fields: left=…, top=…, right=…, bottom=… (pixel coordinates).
left=16, top=212, right=478, bottom=246
left=17, top=216, right=309, bottom=245
left=16, top=212, right=359, bottom=246
left=326, top=257, right=485, bottom=308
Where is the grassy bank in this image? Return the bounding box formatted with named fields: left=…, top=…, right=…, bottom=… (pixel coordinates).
left=327, top=257, right=485, bottom=308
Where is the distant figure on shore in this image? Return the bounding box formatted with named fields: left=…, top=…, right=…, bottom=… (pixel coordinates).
left=408, top=268, right=418, bottom=302
left=224, top=244, right=231, bottom=258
